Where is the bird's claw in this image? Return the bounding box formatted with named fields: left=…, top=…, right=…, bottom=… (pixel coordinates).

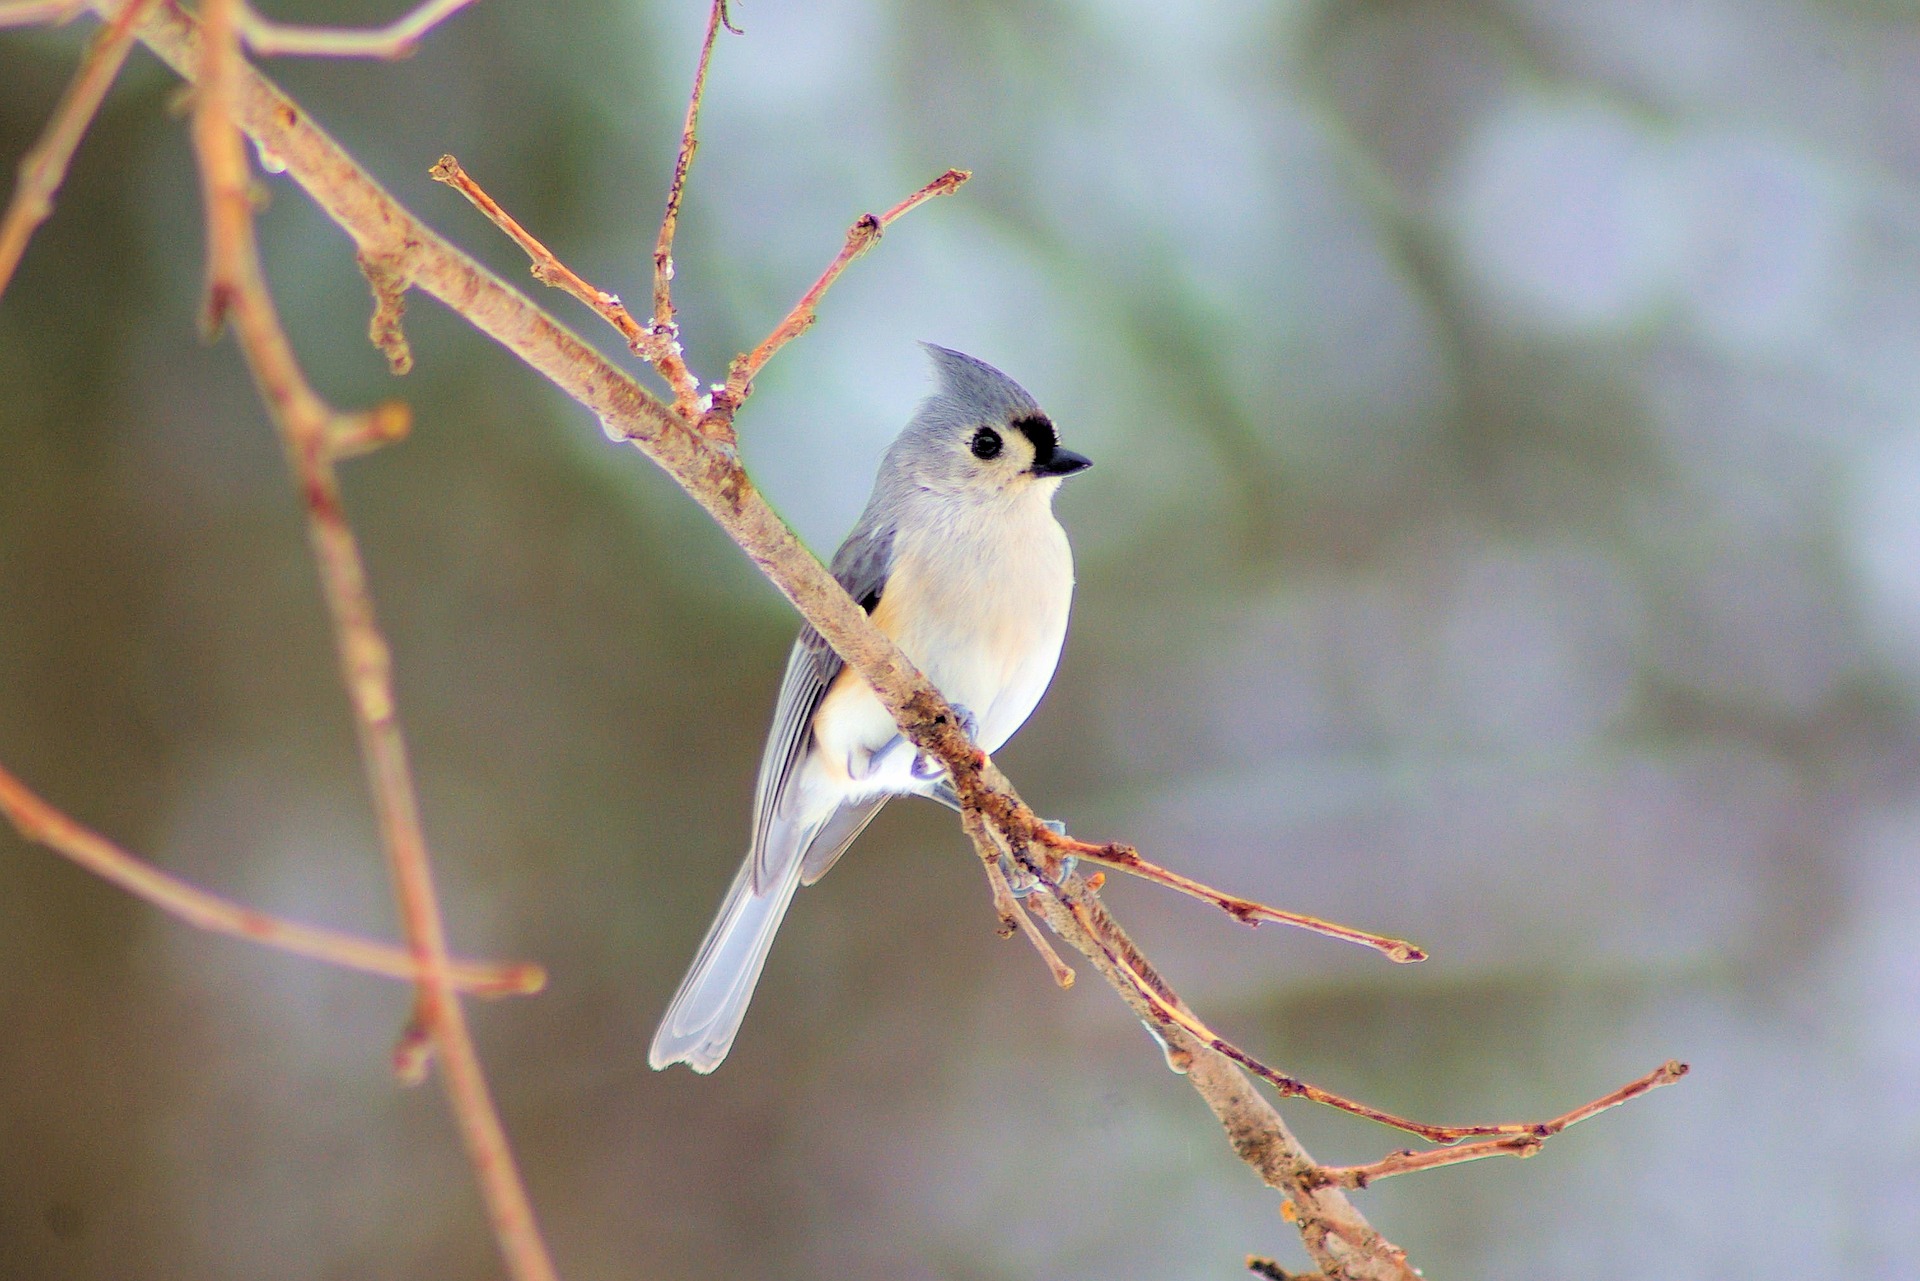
left=913, top=705, right=980, bottom=780
left=1000, top=848, right=1078, bottom=897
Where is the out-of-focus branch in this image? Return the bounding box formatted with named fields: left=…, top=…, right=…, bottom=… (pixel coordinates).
left=93, top=2, right=1685, bottom=1275
left=0, top=0, right=147, bottom=299
left=0, top=0, right=84, bottom=27
left=235, top=0, right=479, bottom=59
left=0, top=760, right=544, bottom=996
left=185, top=1, right=556, bottom=1277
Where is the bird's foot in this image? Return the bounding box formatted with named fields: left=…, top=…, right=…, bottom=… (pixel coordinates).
left=1006, top=852, right=1082, bottom=902
left=912, top=705, right=979, bottom=780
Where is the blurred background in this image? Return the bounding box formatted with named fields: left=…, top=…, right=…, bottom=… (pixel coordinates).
left=4, top=0, right=1919, bottom=1276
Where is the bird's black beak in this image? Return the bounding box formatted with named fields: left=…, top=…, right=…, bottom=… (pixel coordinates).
left=1032, top=447, right=1092, bottom=478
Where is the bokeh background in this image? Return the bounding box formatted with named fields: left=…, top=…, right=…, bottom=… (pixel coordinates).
left=5, top=0, right=1920, bottom=1276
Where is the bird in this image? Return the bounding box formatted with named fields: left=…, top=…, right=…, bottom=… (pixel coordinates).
left=649, top=345, right=1091, bottom=1073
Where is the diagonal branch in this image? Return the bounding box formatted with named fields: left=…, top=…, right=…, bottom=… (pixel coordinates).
left=0, top=0, right=148, bottom=300
left=1319, top=1060, right=1690, bottom=1188
left=0, top=759, right=544, bottom=995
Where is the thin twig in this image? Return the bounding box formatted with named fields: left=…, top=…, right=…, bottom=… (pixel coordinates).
left=1044, top=831, right=1425, bottom=963
left=963, top=806, right=1074, bottom=987
left=187, top=4, right=557, bottom=1278
left=702, top=168, right=970, bottom=432
left=0, top=759, right=543, bottom=996
left=1021, top=856, right=1577, bottom=1144
left=1320, top=1060, right=1690, bottom=1188
left=1023, top=878, right=1420, bottom=1281
left=0, top=0, right=148, bottom=301
left=236, top=0, right=478, bottom=59
left=429, top=153, right=656, bottom=357
left=646, top=0, right=729, bottom=421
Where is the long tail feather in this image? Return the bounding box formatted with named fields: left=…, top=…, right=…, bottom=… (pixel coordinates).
left=649, top=845, right=807, bottom=1073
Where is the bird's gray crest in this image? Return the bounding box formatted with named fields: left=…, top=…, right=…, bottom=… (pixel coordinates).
left=919, top=343, right=1042, bottom=425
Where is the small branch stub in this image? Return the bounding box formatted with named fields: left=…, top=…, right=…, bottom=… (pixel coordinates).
left=357, top=249, right=413, bottom=375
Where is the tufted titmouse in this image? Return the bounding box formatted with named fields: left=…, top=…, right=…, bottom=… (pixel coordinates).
left=649, top=345, right=1091, bottom=1073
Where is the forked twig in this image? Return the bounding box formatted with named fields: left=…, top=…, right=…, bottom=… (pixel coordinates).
left=0, top=0, right=148, bottom=300
left=0, top=760, right=544, bottom=996
left=188, top=3, right=556, bottom=1277
left=1321, top=1060, right=1690, bottom=1188
left=235, top=0, right=479, bottom=59
left=962, top=806, right=1074, bottom=988
left=1020, top=850, right=1681, bottom=1148
left=1044, top=830, right=1426, bottom=962
left=430, top=153, right=654, bottom=356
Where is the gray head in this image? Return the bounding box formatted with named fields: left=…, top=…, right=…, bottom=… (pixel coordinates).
left=879, top=345, right=1091, bottom=499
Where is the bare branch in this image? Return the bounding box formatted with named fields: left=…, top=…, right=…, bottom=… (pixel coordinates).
left=0, top=759, right=544, bottom=996
left=187, top=3, right=556, bottom=1276
left=963, top=805, right=1075, bottom=987
left=429, top=153, right=657, bottom=357
left=646, top=0, right=731, bottom=420
left=236, top=0, right=479, bottom=59
left=1024, top=884, right=1422, bottom=1281
left=703, top=168, right=970, bottom=430
left=1047, top=830, right=1426, bottom=962
left=0, top=0, right=84, bottom=28
left=1321, top=1061, right=1691, bottom=1188
left=0, top=0, right=148, bottom=300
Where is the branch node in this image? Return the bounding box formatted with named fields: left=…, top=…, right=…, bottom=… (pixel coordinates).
left=393, top=1016, right=434, bottom=1085
left=326, top=399, right=412, bottom=460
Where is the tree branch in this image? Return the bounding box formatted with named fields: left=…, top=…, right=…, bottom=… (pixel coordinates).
left=0, top=0, right=148, bottom=299
left=234, top=0, right=480, bottom=59
left=0, top=759, right=544, bottom=995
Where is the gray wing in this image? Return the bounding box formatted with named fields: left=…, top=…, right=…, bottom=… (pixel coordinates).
left=748, top=520, right=895, bottom=891
left=798, top=796, right=889, bottom=885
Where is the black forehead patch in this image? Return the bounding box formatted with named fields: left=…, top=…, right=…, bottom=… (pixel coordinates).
left=1011, top=415, right=1057, bottom=465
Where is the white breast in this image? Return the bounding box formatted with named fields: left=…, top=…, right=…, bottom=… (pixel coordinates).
left=808, top=488, right=1075, bottom=800
left=884, top=494, right=1075, bottom=752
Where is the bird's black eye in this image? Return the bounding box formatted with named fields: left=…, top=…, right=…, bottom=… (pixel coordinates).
left=970, top=427, right=1003, bottom=460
